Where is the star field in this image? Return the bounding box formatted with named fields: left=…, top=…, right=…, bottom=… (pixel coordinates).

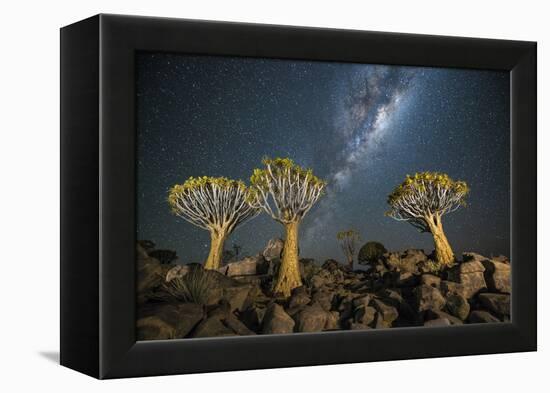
left=136, top=53, right=510, bottom=264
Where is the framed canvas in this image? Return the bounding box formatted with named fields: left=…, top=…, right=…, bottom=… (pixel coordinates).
left=60, top=14, right=536, bottom=379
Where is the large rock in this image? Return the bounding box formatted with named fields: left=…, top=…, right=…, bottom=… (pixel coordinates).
left=224, top=314, right=256, bottom=335
left=447, top=257, right=487, bottom=299
left=191, top=316, right=236, bottom=338
left=219, top=256, right=263, bottom=277
left=446, top=293, right=470, bottom=320
left=478, top=293, right=510, bottom=317
left=222, top=285, right=252, bottom=312
left=137, top=303, right=204, bottom=340
left=468, top=310, right=501, bottom=323
left=425, top=310, right=463, bottom=325
left=354, top=306, right=376, bottom=325
left=440, top=280, right=469, bottom=299
left=299, top=258, right=321, bottom=282
left=424, top=318, right=451, bottom=327
left=414, top=284, right=446, bottom=312
left=481, top=259, right=511, bottom=294
left=137, top=316, right=176, bottom=340
left=262, top=238, right=284, bottom=261
left=421, top=274, right=441, bottom=288
left=322, top=259, right=345, bottom=273
left=294, top=303, right=328, bottom=332
left=324, top=311, right=341, bottom=330
left=311, top=289, right=334, bottom=311
left=240, top=305, right=266, bottom=332
left=385, top=249, right=428, bottom=274
left=371, top=299, right=399, bottom=327
left=288, top=286, right=311, bottom=308
left=261, top=304, right=295, bottom=334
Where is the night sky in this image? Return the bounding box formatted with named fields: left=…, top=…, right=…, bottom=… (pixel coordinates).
left=136, top=53, right=510, bottom=264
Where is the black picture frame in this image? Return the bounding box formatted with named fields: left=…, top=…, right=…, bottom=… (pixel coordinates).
left=60, top=14, right=536, bottom=379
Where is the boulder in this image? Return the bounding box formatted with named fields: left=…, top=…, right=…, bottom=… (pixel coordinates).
left=468, top=310, right=501, bottom=323
left=322, top=259, right=345, bottom=273
left=447, top=258, right=487, bottom=299
left=288, top=286, right=311, bottom=308
left=224, top=314, right=256, bottom=335
left=261, top=304, right=295, bottom=334
left=136, top=316, right=176, bottom=340
left=440, top=280, right=469, bottom=299
left=481, top=259, right=511, bottom=293
left=371, top=299, right=399, bottom=326
left=138, top=303, right=205, bottom=339
left=421, top=274, right=441, bottom=288
left=311, top=289, right=334, bottom=311
left=294, top=303, right=328, bottom=332
left=262, top=238, right=284, bottom=261
left=300, top=258, right=321, bottom=282
left=393, top=271, right=419, bottom=287
left=446, top=293, right=470, bottom=320
left=240, top=305, right=266, bottom=332
left=414, top=284, right=446, bottom=312
left=222, top=285, right=252, bottom=312
left=219, top=256, right=263, bottom=277
left=354, top=306, right=376, bottom=325
left=425, top=310, right=463, bottom=325
left=350, top=322, right=371, bottom=330
left=424, top=318, right=451, bottom=327
left=191, top=316, right=236, bottom=338
left=352, top=294, right=372, bottom=310
left=492, top=255, right=510, bottom=264
left=478, top=293, right=510, bottom=317
left=324, top=311, right=341, bottom=330
left=385, top=249, right=428, bottom=274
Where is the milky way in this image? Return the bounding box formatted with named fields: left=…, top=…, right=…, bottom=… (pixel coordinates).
left=136, top=53, right=510, bottom=264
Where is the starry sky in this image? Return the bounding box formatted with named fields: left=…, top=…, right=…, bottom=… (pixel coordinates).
left=136, top=52, right=510, bottom=264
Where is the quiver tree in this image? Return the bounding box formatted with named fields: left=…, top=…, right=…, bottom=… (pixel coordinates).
left=336, top=230, right=361, bottom=269
left=168, top=177, right=260, bottom=270
left=249, top=157, right=326, bottom=296
left=386, top=172, right=469, bottom=267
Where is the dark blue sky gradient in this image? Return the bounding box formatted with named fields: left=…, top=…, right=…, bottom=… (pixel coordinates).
left=136, top=53, right=510, bottom=264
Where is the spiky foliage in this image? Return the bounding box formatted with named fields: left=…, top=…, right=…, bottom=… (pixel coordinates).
left=248, top=157, right=326, bottom=224
left=162, top=267, right=214, bottom=305
left=168, top=176, right=260, bottom=269
left=169, top=176, right=259, bottom=231
left=249, top=157, right=326, bottom=296
left=336, top=229, right=361, bottom=268
left=358, top=241, right=387, bottom=265
left=386, top=172, right=469, bottom=266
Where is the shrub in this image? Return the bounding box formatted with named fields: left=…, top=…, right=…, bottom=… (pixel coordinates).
left=358, top=241, right=387, bottom=265
left=163, top=267, right=214, bottom=304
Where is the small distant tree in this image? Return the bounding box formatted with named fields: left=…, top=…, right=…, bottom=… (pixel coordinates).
left=232, top=243, right=242, bottom=259
left=168, top=176, right=260, bottom=270
left=249, top=157, right=326, bottom=296
left=386, top=172, right=469, bottom=267
left=337, top=229, right=361, bottom=269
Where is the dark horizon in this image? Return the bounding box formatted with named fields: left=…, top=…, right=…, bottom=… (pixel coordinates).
left=136, top=53, right=510, bottom=265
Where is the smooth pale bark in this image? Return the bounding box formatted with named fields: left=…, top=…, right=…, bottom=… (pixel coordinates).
left=273, top=221, right=302, bottom=297
left=427, top=214, right=454, bottom=267
left=204, top=231, right=227, bottom=270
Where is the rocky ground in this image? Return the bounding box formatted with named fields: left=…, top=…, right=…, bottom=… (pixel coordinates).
left=136, top=239, right=511, bottom=340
